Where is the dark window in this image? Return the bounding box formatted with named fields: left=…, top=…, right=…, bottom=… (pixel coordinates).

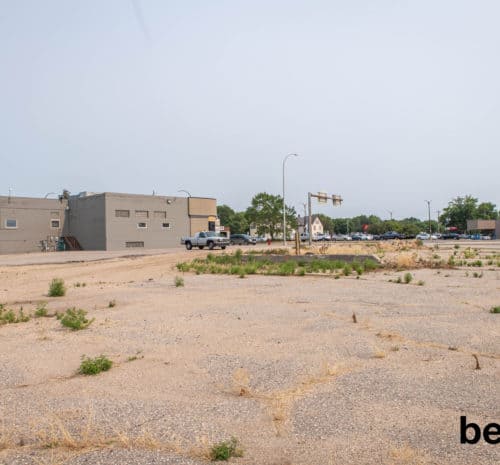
left=137, top=222, right=147, bottom=228
left=125, top=241, right=144, bottom=248
left=162, top=222, right=171, bottom=229
left=51, top=219, right=60, bottom=228
left=5, top=219, right=17, bottom=229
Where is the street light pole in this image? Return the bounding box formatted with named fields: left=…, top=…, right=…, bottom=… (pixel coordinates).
left=436, top=210, right=440, bottom=234
left=387, top=210, right=393, bottom=220
left=282, top=153, right=298, bottom=246
left=425, top=200, right=431, bottom=234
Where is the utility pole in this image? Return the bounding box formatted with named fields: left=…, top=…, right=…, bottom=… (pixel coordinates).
left=425, top=200, right=431, bottom=234
left=387, top=210, right=393, bottom=220
left=436, top=210, right=440, bottom=234
left=282, top=153, right=299, bottom=246
left=307, top=192, right=343, bottom=246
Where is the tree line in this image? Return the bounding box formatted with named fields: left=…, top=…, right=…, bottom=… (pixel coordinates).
left=218, top=193, right=498, bottom=238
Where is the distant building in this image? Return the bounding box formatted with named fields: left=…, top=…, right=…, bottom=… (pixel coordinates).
left=0, top=192, right=218, bottom=254
left=297, top=215, right=324, bottom=237
left=466, top=219, right=500, bottom=238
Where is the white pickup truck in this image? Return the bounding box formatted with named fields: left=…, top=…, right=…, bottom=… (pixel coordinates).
left=181, top=231, right=230, bottom=250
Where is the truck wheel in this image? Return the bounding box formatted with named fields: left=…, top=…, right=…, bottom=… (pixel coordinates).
left=198, top=246, right=204, bottom=250
left=185, top=242, right=192, bottom=250
left=208, top=241, right=215, bottom=250
left=221, top=246, right=226, bottom=250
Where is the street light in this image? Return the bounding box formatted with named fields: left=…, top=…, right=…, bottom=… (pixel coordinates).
left=282, top=153, right=298, bottom=246
left=178, top=189, right=192, bottom=197
left=387, top=210, right=393, bottom=220
left=425, top=200, right=431, bottom=234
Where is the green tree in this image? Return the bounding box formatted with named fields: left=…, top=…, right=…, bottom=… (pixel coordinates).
left=245, top=192, right=297, bottom=239
left=476, top=202, right=498, bottom=220
left=441, top=196, right=478, bottom=231
left=216, top=205, right=249, bottom=234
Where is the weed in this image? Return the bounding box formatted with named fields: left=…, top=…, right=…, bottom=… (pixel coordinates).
left=0, top=305, right=30, bottom=324
left=390, top=346, right=400, bottom=352
left=454, top=244, right=460, bottom=249
left=174, top=276, right=184, bottom=287
left=209, top=437, right=243, bottom=461
left=48, top=278, right=66, bottom=297
left=60, top=308, right=94, bottom=330
left=373, top=349, right=386, bottom=359
left=490, top=306, right=500, bottom=314
left=35, top=303, right=49, bottom=317
left=404, top=272, right=413, bottom=284
left=108, top=300, right=116, bottom=308
left=415, top=239, right=423, bottom=247
left=417, top=280, right=425, bottom=286
left=79, top=355, right=112, bottom=375
left=396, top=276, right=402, bottom=284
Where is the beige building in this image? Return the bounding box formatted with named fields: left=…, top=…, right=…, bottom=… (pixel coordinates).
left=0, top=196, right=67, bottom=254
left=466, top=219, right=500, bottom=238
left=0, top=192, right=218, bottom=254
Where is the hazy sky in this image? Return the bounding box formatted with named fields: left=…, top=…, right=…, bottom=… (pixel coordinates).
left=1, top=1, right=499, bottom=220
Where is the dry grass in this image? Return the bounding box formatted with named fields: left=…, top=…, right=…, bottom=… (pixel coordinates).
left=387, top=444, right=429, bottom=465
left=373, top=349, right=387, bottom=359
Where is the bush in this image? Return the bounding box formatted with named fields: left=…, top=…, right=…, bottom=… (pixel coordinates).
left=108, top=300, right=116, bottom=308
left=0, top=305, right=30, bottom=324
left=174, top=276, right=184, bottom=287
left=404, top=272, right=413, bottom=284
left=35, top=303, right=49, bottom=317
left=48, top=278, right=66, bottom=297
left=79, top=355, right=112, bottom=375
left=60, top=308, right=94, bottom=330
left=490, top=306, right=500, bottom=314
left=210, top=437, right=243, bottom=461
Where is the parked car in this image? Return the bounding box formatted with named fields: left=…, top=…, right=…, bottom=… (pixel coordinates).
left=379, top=231, right=404, bottom=240
left=300, top=232, right=310, bottom=242
left=416, top=233, right=431, bottom=240
left=230, top=234, right=257, bottom=245
left=181, top=231, right=230, bottom=250
left=441, top=232, right=460, bottom=240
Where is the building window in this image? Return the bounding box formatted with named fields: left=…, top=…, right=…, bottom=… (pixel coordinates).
left=115, top=210, right=130, bottom=218
left=5, top=219, right=17, bottom=229
left=125, top=241, right=144, bottom=248
left=51, top=219, right=60, bottom=228
left=162, top=222, right=171, bottom=229
left=137, top=222, right=147, bottom=228
left=135, top=210, right=149, bottom=218
left=154, top=211, right=166, bottom=219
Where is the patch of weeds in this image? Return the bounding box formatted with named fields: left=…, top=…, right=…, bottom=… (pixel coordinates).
left=404, top=272, right=413, bottom=284
left=174, top=276, right=184, bottom=287
left=0, top=305, right=30, bottom=324
left=79, top=355, right=112, bottom=375
left=60, top=308, right=94, bottom=330
left=490, top=306, right=500, bottom=314
left=472, top=272, right=483, bottom=278
left=48, top=278, right=66, bottom=297
left=210, top=437, right=243, bottom=461
left=417, top=280, right=425, bottom=286
left=342, top=264, right=352, bottom=276
left=108, top=300, right=116, bottom=308
left=454, top=244, right=460, bottom=249
left=390, top=346, right=400, bottom=351
left=34, top=302, right=49, bottom=317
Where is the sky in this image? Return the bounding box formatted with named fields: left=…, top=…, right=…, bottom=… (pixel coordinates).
left=1, top=0, right=499, bottom=221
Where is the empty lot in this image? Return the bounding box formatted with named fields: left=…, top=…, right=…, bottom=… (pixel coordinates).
left=0, top=243, right=499, bottom=465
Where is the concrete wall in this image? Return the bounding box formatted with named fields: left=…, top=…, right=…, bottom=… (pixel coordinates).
left=104, top=193, right=190, bottom=250
left=0, top=196, right=67, bottom=254
left=67, top=194, right=106, bottom=250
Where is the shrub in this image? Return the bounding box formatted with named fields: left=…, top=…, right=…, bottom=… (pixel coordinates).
left=108, top=300, right=116, bottom=308
left=415, top=239, right=423, bottom=247
left=490, top=306, right=500, bottom=314
left=60, top=308, right=94, bottom=330
left=174, top=276, right=184, bottom=287
left=210, top=437, right=243, bottom=461
left=48, top=278, right=66, bottom=297
left=35, top=303, right=49, bottom=317
left=404, top=272, right=413, bottom=284
left=79, top=355, right=112, bottom=375
left=417, top=280, right=425, bottom=286
left=0, top=305, right=30, bottom=324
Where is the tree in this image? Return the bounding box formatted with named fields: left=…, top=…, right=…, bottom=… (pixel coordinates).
left=440, top=196, right=498, bottom=231
left=245, top=192, right=297, bottom=239
left=216, top=205, right=249, bottom=234
left=476, top=202, right=498, bottom=220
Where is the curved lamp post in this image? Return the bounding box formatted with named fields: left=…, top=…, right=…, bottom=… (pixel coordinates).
left=282, top=153, right=298, bottom=246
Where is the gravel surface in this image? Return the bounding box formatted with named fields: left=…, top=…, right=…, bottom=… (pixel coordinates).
left=1, top=245, right=499, bottom=464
